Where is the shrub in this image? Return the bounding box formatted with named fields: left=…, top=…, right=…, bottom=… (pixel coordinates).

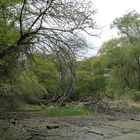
left=131, top=90, right=140, bottom=101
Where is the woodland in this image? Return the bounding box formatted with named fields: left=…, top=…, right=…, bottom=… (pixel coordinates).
left=0, top=0, right=139, bottom=109
left=0, top=1, right=140, bottom=139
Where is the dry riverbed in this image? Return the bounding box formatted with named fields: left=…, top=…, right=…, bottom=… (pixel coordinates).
left=1, top=112, right=140, bottom=140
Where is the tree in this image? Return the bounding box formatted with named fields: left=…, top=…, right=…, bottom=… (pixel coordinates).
left=112, top=11, right=140, bottom=90
left=74, top=56, right=106, bottom=100
left=0, top=0, right=96, bottom=57
left=111, top=11, right=140, bottom=43
left=100, top=38, right=140, bottom=97
left=0, top=0, right=97, bottom=101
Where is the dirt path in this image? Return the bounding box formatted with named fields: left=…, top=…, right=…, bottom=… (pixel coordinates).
left=3, top=112, right=140, bottom=140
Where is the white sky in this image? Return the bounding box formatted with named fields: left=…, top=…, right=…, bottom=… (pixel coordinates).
left=87, top=0, right=140, bottom=56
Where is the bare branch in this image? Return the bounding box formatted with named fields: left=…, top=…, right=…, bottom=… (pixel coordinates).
left=19, top=0, right=26, bottom=36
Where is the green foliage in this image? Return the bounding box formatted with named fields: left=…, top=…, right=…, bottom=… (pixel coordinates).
left=0, top=0, right=20, bottom=45
left=128, top=106, right=140, bottom=113
left=130, top=90, right=140, bottom=101
left=30, top=53, right=60, bottom=97
left=97, top=11, right=140, bottom=99
left=0, top=0, right=96, bottom=106
left=112, top=11, right=140, bottom=41
left=76, top=71, right=105, bottom=97
left=0, top=20, right=20, bottom=45
left=17, top=71, right=46, bottom=99
left=74, top=57, right=106, bottom=99
left=1, top=0, right=140, bottom=114
left=75, top=70, right=95, bottom=97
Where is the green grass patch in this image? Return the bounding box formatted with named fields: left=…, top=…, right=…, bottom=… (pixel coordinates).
left=40, top=106, right=92, bottom=117
left=22, top=104, right=92, bottom=117
left=22, top=104, right=49, bottom=111
left=128, top=106, right=140, bottom=113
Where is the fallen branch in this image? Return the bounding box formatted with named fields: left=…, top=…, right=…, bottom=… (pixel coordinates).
left=130, top=118, right=140, bottom=122
left=46, top=125, right=59, bottom=129
left=86, top=130, right=104, bottom=136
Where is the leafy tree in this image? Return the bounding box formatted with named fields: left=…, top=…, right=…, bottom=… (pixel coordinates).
left=100, top=39, right=140, bottom=97
left=0, top=0, right=96, bottom=58
left=74, top=56, right=106, bottom=100
left=30, top=53, right=59, bottom=98
left=111, top=11, right=140, bottom=90
left=0, top=0, right=97, bottom=100
left=111, top=11, right=140, bottom=43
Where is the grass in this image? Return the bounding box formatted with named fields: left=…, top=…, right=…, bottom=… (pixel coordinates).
left=22, top=104, right=92, bottom=117
left=128, top=106, right=140, bottom=113
left=22, top=104, right=49, bottom=111
left=40, top=106, right=92, bottom=117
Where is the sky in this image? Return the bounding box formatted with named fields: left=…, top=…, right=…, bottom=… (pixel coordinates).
left=87, top=0, right=140, bottom=56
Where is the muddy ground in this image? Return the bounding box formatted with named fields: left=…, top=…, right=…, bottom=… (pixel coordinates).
left=1, top=112, right=140, bottom=140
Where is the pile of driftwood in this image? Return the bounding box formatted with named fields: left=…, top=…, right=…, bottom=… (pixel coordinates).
left=80, top=95, right=110, bottom=113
